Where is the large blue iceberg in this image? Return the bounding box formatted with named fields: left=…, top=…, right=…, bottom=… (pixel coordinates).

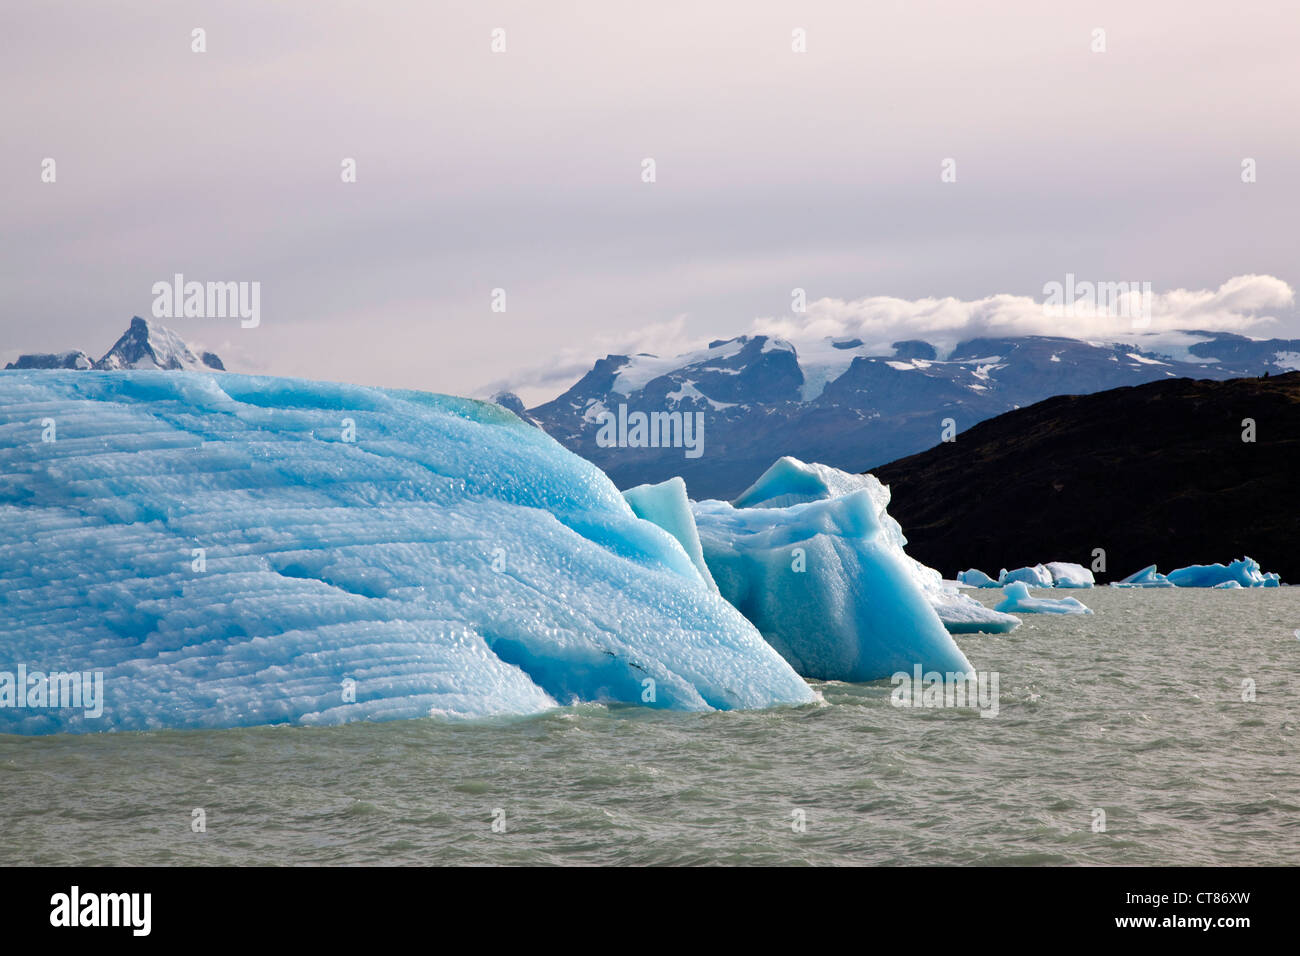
left=0, top=371, right=815, bottom=733
left=725, top=457, right=1019, bottom=638
left=680, top=457, right=991, bottom=681
left=692, top=493, right=974, bottom=681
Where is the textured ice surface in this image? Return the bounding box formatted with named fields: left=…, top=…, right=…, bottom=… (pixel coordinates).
left=930, top=594, right=1021, bottom=634
left=730, top=457, right=1018, bottom=636
left=1112, top=564, right=1175, bottom=588
left=999, top=564, right=1055, bottom=588
left=957, top=568, right=1000, bottom=589
left=1166, top=556, right=1281, bottom=588
left=732, top=456, right=888, bottom=510
left=622, top=477, right=717, bottom=592
left=0, top=371, right=814, bottom=734
left=1045, top=562, right=1095, bottom=588
left=692, top=488, right=975, bottom=681
left=994, top=582, right=1093, bottom=615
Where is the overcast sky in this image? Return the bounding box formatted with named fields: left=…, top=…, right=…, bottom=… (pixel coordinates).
left=4, top=1, right=1298, bottom=403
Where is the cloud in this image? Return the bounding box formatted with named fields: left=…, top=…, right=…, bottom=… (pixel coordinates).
left=478, top=315, right=701, bottom=404
left=497, top=275, right=1297, bottom=404
left=748, top=275, right=1295, bottom=358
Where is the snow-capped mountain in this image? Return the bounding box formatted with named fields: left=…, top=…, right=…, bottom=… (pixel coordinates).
left=528, top=330, right=1300, bottom=498
left=4, top=317, right=225, bottom=372
left=4, top=350, right=94, bottom=370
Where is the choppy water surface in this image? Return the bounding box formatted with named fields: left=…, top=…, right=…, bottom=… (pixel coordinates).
left=3, top=587, right=1297, bottom=865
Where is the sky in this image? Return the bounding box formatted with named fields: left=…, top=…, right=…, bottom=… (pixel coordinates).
left=3, top=0, right=1298, bottom=405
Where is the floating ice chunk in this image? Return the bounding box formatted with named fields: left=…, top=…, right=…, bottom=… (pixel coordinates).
left=994, top=582, right=1093, bottom=615
left=0, top=371, right=814, bottom=734
left=1045, top=562, right=1095, bottom=588
left=1213, top=580, right=1243, bottom=589
left=958, top=568, right=1000, bottom=589
left=622, top=477, right=717, bottom=592
left=729, top=456, right=1017, bottom=637
left=929, top=593, right=1021, bottom=634
left=999, top=564, right=1055, bottom=588
left=1167, top=556, right=1280, bottom=588
left=1112, top=564, right=1175, bottom=588
left=692, top=490, right=974, bottom=681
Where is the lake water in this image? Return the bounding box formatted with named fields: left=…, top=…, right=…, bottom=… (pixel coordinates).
left=3, top=586, right=1297, bottom=865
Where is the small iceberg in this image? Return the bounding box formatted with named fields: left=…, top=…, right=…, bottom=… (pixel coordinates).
left=994, top=582, right=1094, bottom=615
left=1167, top=556, right=1282, bottom=588
left=958, top=568, right=1000, bottom=589
left=930, top=593, right=1021, bottom=634
left=999, top=564, right=1055, bottom=588
left=1112, top=564, right=1175, bottom=588
left=1044, top=562, right=1095, bottom=588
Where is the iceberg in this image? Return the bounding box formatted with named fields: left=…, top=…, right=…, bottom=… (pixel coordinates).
left=957, top=568, right=1000, bottom=589
left=928, top=592, right=1021, bottom=634
left=1166, top=556, right=1281, bottom=588
left=999, top=564, right=1055, bottom=588
left=1044, top=562, right=1095, bottom=588
left=692, top=491, right=975, bottom=681
left=622, top=477, right=717, bottom=592
left=730, top=456, right=1018, bottom=635
left=731, top=456, right=886, bottom=510
left=0, top=371, right=815, bottom=734
left=1112, top=564, right=1175, bottom=588
left=994, top=582, right=1094, bottom=615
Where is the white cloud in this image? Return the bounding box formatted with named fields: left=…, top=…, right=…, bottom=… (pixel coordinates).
left=499, top=275, right=1297, bottom=404
left=749, top=275, right=1295, bottom=359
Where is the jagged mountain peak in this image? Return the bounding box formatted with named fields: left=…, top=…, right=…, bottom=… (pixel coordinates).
left=4, top=317, right=226, bottom=373
left=95, top=316, right=225, bottom=371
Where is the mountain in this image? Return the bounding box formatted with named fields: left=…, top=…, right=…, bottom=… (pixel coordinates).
left=95, top=317, right=225, bottom=371
left=4, top=350, right=94, bottom=370
left=871, top=371, right=1300, bottom=583
left=527, top=331, right=1300, bottom=498
left=4, top=317, right=225, bottom=373
left=489, top=391, right=543, bottom=428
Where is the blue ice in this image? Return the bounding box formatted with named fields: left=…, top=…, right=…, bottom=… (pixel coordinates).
left=0, top=371, right=814, bottom=733
left=994, top=582, right=1093, bottom=615
left=1166, top=556, right=1282, bottom=588
left=693, top=468, right=977, bottom=681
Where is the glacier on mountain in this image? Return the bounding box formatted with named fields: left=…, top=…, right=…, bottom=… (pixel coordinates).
left=0, top=371, right=815, bottom=734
